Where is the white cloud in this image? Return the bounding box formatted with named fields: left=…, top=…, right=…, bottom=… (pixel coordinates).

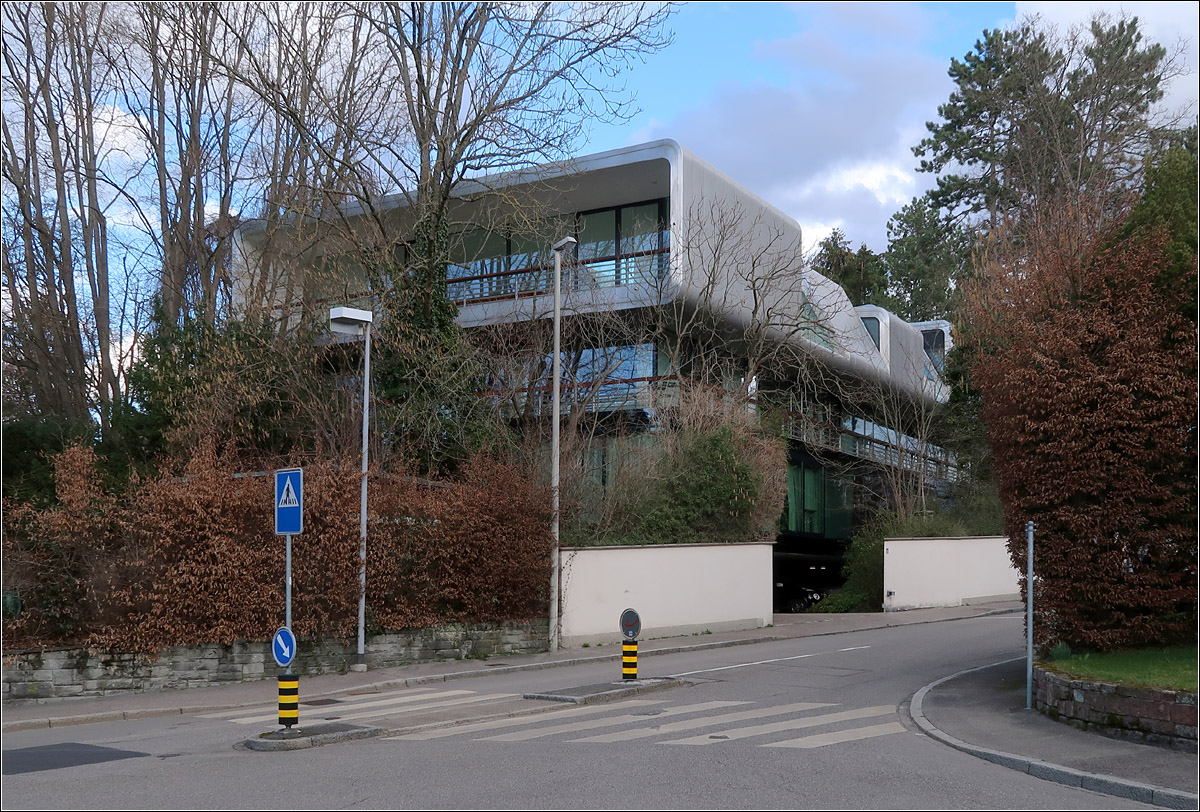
left=601, top=2, right=1197, bottom=254
left=797, top=220, right=841, bottom=254
left=812, top=162, right=916, bottom=208
left=92, top=103, right=151, bottom=168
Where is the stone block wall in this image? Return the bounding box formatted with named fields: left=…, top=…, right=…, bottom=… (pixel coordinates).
left=1034, top=666, right=1197, bottom=752
left=2, top=620, right=547, bottom=703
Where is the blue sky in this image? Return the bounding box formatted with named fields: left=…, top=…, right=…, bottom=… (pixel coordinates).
left=582, top=1, right=1199, bottom=253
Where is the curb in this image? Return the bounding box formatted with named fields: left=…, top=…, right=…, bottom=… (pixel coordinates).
left=243, top=723, right=387, bottom=751
left=2, top=606, right=1018, bottom=733
left=524, top=677, right=683, bottom=704
left=909, top=658, right=1200, bottom=811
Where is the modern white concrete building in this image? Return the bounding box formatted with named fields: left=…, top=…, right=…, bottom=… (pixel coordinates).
left=232, top=140, right=955, bottom=593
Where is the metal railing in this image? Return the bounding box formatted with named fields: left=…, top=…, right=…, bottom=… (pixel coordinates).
left=782, top=407, right=958, bottom=482
left=446, top=247, right=669, bottom=307
left=481, top=375, right=679, bottom=418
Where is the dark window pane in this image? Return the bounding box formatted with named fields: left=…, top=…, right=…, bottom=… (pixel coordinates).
left=861, top=317, right=880, bottom=350
left=621, top=203, right=660, bottom=283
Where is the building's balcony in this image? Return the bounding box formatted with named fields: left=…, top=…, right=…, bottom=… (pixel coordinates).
left=446, top=247, right=669, bottom=308
left=783, top=407, right=957, bottom=482
left=481, top=375, right=679, bottom=420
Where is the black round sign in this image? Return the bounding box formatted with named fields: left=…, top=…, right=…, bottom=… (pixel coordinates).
left=620, top=608, right=641, bottom=640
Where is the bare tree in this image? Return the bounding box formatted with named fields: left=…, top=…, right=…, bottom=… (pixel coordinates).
left=223, top=2, right=675, bottom=309
left=100, top=2, right=254, bottom=327
left=2, top=2, right=138, bottom=431
left=649, top=197, right=823, bottom=401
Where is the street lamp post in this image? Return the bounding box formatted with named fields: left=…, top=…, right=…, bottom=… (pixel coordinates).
left=549, top=235, right=577, bottom=651
left=330, top=306, right=373, bottom=671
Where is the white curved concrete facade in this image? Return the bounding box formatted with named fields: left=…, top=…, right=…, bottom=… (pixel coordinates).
left=232, top=139, right=949, bottom=405
left=449, top=139, right=946, bottom=406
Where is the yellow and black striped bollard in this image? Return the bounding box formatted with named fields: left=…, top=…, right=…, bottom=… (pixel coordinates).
left=622, top=641, right=638, bottom=680
left=278, top=673, right=299, bottom=728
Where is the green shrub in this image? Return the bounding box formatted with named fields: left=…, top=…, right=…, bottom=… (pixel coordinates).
left=566, top=425, right=774, bottom=547
left=811, top=589, right=867, bottom=613
left=639, top=428, right=760, bottom=542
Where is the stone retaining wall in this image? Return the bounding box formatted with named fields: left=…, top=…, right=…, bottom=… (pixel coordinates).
left=1034, top=666, right=1197, bottom=752
left=2, top=620, right=547, bottom=703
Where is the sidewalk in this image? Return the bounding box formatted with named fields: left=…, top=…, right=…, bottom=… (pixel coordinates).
left=4, top=602, right=1197, bottom=808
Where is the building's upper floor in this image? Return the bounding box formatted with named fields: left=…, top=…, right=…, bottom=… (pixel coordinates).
left=231, top=139, right=949, bottom=407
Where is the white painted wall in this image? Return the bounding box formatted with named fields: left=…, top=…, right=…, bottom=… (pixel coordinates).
left=559, top=542, right=773, bottom=647
left=883, top=536, right=1019, bottom=611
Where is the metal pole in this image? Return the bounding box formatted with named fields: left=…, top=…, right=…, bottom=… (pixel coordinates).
left=356, top=321, right=371, bottom=670
left=550, top=248, right=562, bottom=652
left=285, top=534, right=292, bottom=630
left=548, top=236, right=575, bottom=652
left=1026, top=520, right=1034, bottom=710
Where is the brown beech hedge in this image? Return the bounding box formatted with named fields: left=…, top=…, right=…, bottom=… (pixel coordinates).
left=967, top=223, right=1197, bottom=652
left=2, top=444, right=551, bottom=653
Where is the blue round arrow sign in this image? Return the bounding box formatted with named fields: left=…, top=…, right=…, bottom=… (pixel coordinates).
left=273, top=627, right=297, bottom=668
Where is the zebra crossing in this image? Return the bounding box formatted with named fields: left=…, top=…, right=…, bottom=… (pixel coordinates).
left=199, top=685, right=907, bottom=751
left=383, top=694, right=906, bottom=750
left=196, top=685, right=521, bottom=726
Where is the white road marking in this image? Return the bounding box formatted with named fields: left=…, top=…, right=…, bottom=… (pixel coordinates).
left=196, top=686, right=438, bottom=718
left=330, top=693, right=517, bottom=722
left=217, top=689, right=478, bottom=725
left=570, top=702, right=836, bottom=744
left=763, top=721, right=906, bottom=749
left=386, top=699, right=669, bottom=741
left=480, top=701, right=747, bottom=742
left=668, top=645, right=871, bottom=678
left=663, top=705, right=896, bottom=745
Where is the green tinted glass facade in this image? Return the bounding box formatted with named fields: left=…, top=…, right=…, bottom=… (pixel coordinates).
left=784, top=458, right=852, bottom=539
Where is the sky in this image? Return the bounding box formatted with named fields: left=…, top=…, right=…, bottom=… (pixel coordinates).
left=582, top=1, right=1200, bottom=253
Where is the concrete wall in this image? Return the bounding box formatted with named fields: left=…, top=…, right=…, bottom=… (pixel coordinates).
left=3, top=621, right=546, bottom=703
left=883, top=536, right=1019, bottom=611
left=559, top=542, right=773, bottom=647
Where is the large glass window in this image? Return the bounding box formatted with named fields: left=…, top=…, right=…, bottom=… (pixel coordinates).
left=577, top=209, right=618, bottom=287
left=922, top=328, right=946, bottom=372
left=444, top=200, right=667, bottom=302
left=572, top=343, right=656, bottom=382
left=620, top=202, right=662, bottom=283
left=447, top=228, right=508, bottom=298
left=559, top=343, right=657, bottom=410
left=508, top=230, right=551, bottom=294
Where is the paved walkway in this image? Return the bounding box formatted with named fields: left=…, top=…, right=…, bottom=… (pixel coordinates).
left=4, top=602, right=1196, bottom=808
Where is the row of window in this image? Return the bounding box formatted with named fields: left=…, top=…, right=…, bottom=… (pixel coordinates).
left=443, top=199, right=670, bottom=302
left=858, top=317, right=947, bottom=377
left=485, top=343, right=663, bottom=414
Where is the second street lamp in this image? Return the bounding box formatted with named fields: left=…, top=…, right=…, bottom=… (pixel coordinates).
left=330, top=306, right=373, bottom=671
left=549, top=235, right=576, bottom=651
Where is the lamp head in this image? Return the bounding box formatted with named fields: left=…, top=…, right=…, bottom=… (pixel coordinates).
left=329, top=306, right=373, bottom=335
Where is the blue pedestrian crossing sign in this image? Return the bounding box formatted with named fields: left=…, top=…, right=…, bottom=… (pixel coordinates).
left=275, top=468, right=303, bottom=535
left=273, top=626, right=297, bottom=668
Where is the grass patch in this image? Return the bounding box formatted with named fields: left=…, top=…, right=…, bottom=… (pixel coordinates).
left=1045, top=646, right=1197, bottom=693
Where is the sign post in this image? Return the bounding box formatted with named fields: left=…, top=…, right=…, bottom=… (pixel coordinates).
left=1025, top=520, right=1035, bottom=710
left=273, top=469, right=303, bottom=733
left=275, top=468, right=303, bottom=628
left=273, top=627, right=299, bottom=731
left=620, top=608, right=641, bottom=681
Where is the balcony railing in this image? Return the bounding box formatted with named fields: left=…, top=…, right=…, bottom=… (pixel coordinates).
left=446, top=247, right=669, bottom=307
left=783, top=408, right=958, bottom=482
left=480, top=375, right=680, bottom=418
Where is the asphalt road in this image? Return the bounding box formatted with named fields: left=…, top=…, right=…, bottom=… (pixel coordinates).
left=1, top=616, right=1160, bottom=809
